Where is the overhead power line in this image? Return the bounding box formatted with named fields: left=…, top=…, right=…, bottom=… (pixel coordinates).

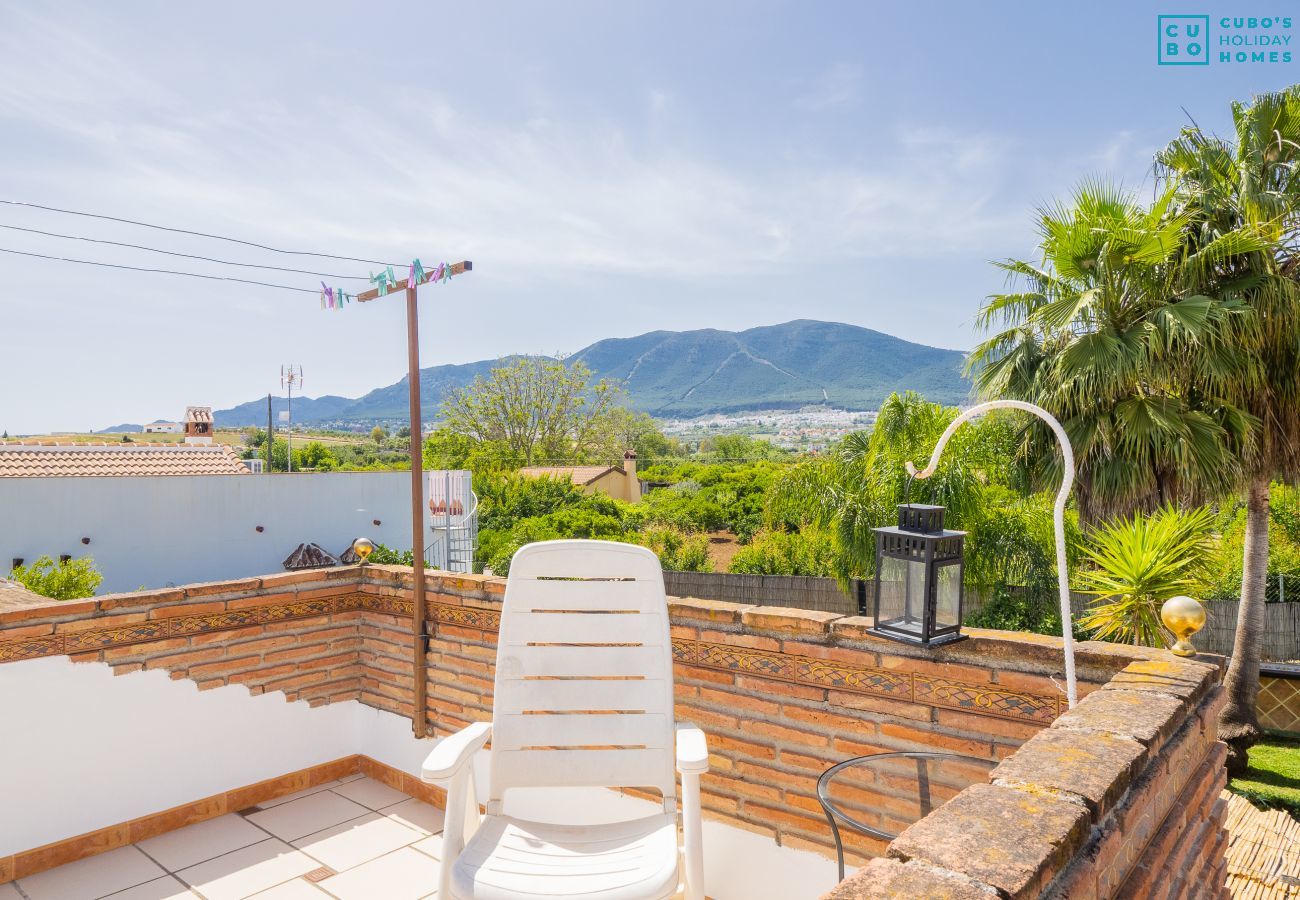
left=0, top=246, right=317, bottom=293
left=0, top=199, right=411, bottom=268
left=0, top=223, right=372, bottom=280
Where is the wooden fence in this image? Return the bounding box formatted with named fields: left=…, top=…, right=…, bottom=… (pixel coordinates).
left=662, top=571, right=865, bottom=615
left=1196, top=599, right=1300, bottom=661
left=662, top=571, right=1300, bottom=662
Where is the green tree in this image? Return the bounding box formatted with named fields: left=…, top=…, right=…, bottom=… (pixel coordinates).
left=593, top=408, right=681, bottom=464
left=699, top=434, right=787, bottom=462
left=441, top=357, right=621, bottom=465
left=370, top=425, right=386, bottom=444
left=10, top=555, right=103, bottom=600
left=423, top=428, right=519, bottom=472
left=1156, top=88, right=1300, bottom=771
left=294, top=441, right=338, bottom=471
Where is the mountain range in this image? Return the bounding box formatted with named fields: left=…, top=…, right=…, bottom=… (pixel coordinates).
left=211, top=320, right=970, bottom=427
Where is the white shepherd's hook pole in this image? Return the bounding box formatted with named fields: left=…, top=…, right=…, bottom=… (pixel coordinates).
left=904, top=400, right=1078, bottom=709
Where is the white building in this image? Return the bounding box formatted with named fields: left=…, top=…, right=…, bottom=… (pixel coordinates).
left=0, top=443, right=431, bottom=592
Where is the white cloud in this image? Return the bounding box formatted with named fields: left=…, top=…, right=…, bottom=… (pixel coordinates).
left=794, top=62, right=864, bottom=111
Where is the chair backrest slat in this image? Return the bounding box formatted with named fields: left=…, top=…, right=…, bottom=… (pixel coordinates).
left=491, top=748, right=674, bottom=792
left=489, top=540, right=677, bottom=807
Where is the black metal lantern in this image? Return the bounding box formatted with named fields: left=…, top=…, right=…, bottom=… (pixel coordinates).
left=868, top=504, right=967, bottom=646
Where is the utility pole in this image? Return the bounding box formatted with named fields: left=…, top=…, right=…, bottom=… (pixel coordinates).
left=280, top=365, right=303, bottom=473
left=354, top=260, right=472, bottom=737
left=266, top=393, right=273, bottom=474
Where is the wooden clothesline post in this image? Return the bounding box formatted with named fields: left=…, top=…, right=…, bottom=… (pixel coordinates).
left=354, top=260, right=473, bottom=737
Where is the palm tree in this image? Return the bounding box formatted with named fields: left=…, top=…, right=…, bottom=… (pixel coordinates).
left=1157, top=88, right=1300, bottom=772
left=968, top=181, right=1255, bottom=526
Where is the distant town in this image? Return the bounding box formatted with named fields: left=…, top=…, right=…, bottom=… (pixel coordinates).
left=658, top=406, right=878, bottom=451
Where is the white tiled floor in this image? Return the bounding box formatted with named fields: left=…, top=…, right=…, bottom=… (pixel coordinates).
left=12, top=778, right=446, bottom=900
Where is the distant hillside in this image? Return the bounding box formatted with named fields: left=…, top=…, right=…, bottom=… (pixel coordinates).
left=213, top=395, right=356, bottom=428
left=571, top=320, right=968, bottom=416
left=336, top=358, right=519, bottom=421
left=212, top=320, right=969, bottom=427
left=94, top=423, right=142, bottom=433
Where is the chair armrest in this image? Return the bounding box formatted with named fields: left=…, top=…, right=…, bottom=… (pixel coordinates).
left=676, top=725, right=709, bottom=775
left=422, top=722, right=492, bottom=782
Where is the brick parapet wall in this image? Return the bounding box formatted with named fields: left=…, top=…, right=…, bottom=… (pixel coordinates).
left=0, top=566, right=1228, bottom=897
left=827, top=655, right=1229, bottom=899
left=347, top=572, right=1139, bottom=860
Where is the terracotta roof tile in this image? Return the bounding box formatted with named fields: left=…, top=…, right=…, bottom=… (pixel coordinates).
left=517, top=465, right=619, bottom=486
left=0, top=443, right=251, bottom=477
left=185, top=406, right=214, bottom=424
left=0, top=578, right=47, bottom=613
left=283, top=542, right=341, bottom=570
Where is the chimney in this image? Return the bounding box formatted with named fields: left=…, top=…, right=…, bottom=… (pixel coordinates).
left=183, top=406, right=214, bottom=445
left=623, top=450, right=640, bottom=503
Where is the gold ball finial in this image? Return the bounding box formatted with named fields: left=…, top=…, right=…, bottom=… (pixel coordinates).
left=1161, top=595, right=1206, bottom=657
left=352, top=537, right=375, bottom=564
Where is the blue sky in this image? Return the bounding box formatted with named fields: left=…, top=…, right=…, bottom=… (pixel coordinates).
left=1, top=1, right=1294, bottom=433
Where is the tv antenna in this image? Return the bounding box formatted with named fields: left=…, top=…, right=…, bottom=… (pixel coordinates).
left=280, top=364, right=303, bottom=473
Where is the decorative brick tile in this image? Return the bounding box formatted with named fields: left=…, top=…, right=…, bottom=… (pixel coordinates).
left=169, top=610, right=262, bottom=636
left=1257, top=675, right=1300, bottom=734
left=432, top=604, right=499, bottom=630
left=0, top=635, right=62, bottom=661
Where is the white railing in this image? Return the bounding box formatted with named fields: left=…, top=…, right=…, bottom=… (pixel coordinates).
left=906, top=400, right=1079, bottom=709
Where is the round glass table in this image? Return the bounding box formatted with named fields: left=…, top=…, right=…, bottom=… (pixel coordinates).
left=817, top=751, right=998, bottom=880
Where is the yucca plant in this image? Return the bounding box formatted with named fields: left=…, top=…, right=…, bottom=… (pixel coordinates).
left=1077, top=506, right=1217, bottom=647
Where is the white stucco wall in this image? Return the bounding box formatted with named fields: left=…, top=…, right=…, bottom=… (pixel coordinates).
left=2, top=656, right=838, bottom=899
left=0, top=473, right=428, bottom=593
left=0, top=656, right=366, bottom=857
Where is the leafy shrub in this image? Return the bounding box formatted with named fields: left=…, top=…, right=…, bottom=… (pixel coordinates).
left=365, top=543, right=431, bottom=568
left=477, top=474, right=590, bottom=533
left=634, top=527, right=712, bottom=572
left=729, top=529, right=837, bottom=576
left=637, top=462, right=778, bottom=540
left=485, top=519, right=566, bottom=576
left=966, top=587, right=1065, bottom=636
left=9, top=555, right=103, bottom=600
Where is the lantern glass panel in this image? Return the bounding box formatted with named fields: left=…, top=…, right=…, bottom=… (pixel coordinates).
left=934, top=561, right=962, bottom=632
left=876, top=553, right=927, bottom=639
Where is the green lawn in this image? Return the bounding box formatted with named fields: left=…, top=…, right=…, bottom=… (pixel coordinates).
left=1228, top=736, right=1300, bottom=816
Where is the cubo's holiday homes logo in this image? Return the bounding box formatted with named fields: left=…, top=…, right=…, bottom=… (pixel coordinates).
left=1159, top=15, right=1209, bottom=64
left=1159, top=14, right=1293, bottom=65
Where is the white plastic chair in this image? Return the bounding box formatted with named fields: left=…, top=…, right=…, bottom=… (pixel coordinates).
left=423, top=539, right=709, bottom=900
